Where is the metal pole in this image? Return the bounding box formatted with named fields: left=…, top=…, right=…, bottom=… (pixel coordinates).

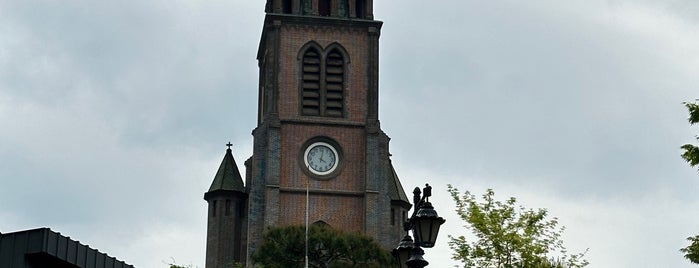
left=305, top=176, right=310, bottom=268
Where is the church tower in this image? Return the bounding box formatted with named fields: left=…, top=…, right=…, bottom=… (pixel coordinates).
left=206, top=1, right=411, bottom=267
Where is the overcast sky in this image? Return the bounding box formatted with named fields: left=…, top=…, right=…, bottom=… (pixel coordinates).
left=1, top=0, right=698, bottom=267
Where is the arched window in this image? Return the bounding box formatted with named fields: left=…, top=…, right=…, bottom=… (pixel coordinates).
left=324, top=48, right=344, bottom=117
left=301, top=47, right=322, bottom=116
left=319, top=0, right=331, bottom=16
left=299, top=43, right=347, bottom=118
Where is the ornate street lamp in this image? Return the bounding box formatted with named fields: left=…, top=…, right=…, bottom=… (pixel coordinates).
left=411, top=199, right=444, bottom=248
left=392, top=232, right=414, bottom=268
left=393, top=184, right=446, bottom=268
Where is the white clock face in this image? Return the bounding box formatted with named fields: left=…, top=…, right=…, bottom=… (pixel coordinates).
left=304, top=142, right=339, bottom=176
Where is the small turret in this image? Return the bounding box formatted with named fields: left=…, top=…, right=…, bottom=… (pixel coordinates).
left=204, top=143, right=247, bottom=268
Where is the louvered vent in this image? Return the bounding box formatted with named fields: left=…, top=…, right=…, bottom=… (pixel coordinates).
left=302, top=48, right=321, bottom=116
left=324, top=50, right=344, bottom=117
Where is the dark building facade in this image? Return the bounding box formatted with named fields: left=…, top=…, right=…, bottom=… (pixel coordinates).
left=0, top=228, right=134, bottom=268
left=204, top=1, right=411, bottom=267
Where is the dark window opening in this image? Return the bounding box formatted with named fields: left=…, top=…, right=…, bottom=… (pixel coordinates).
left=212, top=200, right=217, bottom=217
left=391, top=208, right=396, bottom=226
left=355, top=0, right=366, bottom=19
left=319, top=0, right=331, bottom=16
left=282, top=0, right=292, bottom=14
left=225, top=199, right=231, bottom=216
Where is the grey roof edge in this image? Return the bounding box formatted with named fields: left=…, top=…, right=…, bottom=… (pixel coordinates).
left=0, top=227, right=135, bottom=268
left=388, top=160, right=411, bottom=207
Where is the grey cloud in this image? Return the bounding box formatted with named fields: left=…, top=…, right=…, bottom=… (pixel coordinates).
left=1, top=1, right=698, bottom=267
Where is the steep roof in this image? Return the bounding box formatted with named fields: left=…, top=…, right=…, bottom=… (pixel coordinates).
left=388, top=161, right=411, bottom=206
left=207, top=147, right=245, bottom=193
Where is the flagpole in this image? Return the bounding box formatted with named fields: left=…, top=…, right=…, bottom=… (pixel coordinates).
left=305, top=169, right=310, bottom=268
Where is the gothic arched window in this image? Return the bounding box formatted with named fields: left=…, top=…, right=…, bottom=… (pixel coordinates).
left=301, top=47, right=322, bottom=116
left=299, top=43, right=346, bottom=118
left=324, top=48, right=344, bottom=117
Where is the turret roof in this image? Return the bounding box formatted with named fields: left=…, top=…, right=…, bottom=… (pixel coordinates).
left=207, top=145, right=245, bottom=193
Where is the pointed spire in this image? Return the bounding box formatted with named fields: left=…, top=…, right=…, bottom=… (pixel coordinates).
left=208, top=142, right=245, bottom=193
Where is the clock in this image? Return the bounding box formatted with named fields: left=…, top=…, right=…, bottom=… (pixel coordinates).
left=303, top=141, right=340, bottom=176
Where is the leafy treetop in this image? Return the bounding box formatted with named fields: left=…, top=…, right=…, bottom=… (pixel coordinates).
left=253, top=225, right=392, bottom=268
left=681, top=101, right=699, bottom=169
left=447, top=185, right=588, bottom=268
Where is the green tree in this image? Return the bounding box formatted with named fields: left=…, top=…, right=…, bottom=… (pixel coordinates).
left=680, top=101, right=699, bottom=265
left=166, top=259, right=194, bottom=268
left=681, top=235, right=699, bottom=264
left=447, top=185, right=588, bottom=268
left=681, top=101, right=699, bottom=169
left=252, top=225, right=392, bottom=268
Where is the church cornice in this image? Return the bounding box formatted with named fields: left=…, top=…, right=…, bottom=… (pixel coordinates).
left=280, top=118, right=365, bottom=128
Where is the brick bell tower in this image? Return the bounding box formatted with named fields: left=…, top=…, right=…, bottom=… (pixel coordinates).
left=206, top=0, right=411, bottom=267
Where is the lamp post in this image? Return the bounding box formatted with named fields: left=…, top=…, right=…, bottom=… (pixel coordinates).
left=392, top=184, right=446, bottom=268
